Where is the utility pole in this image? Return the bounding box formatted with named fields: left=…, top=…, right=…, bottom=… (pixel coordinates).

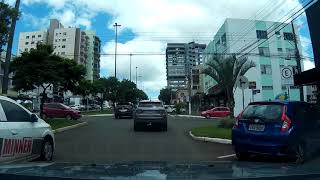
left=187, top=73, right=192, bottom=115
left=291, top=22, right=304, bottom=101
left=113, top=22, right=121, bottom=79
left=2, top=0, right=20, bottom=95
left=129, top=54, right=132, bottom=81
left=135, top=67, right=138, bottom=87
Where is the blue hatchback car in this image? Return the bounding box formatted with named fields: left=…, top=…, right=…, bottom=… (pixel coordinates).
left=232, top=101, right=320, bottom=163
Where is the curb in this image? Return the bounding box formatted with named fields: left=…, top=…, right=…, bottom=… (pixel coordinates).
left=84, top=114, right=113, bottom=117
left=53, top=122, right=88, bottom=134
left=189, top=131, right=232, bottom=144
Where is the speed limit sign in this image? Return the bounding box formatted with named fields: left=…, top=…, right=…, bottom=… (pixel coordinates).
left=281, top=67, right=293, bottom=79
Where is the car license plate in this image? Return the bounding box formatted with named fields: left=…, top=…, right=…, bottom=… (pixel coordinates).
left=248, top=124, right=265, bottom=131
left=119, top=109, right=127, bottom=112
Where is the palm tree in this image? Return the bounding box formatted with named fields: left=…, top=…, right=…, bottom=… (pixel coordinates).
left=202, top=54, right=255, bottom=117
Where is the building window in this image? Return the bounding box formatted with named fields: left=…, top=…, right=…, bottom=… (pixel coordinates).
left=31, top=41, right=35, bottom=44
left=56, top=33, right=58, bottom=36
left=38, top=35, right=41, bottom=38
left=62, top=39, right=66, bottom=42
left=54, top=46, right=57, bottom=49
left=275, top=31, right=280, bottom=35
left=30, top=48, right=34, bottom=50
left=277, top=48, right=283, bottom=52
left=221, top=33, right=227, bottom=45
left=290, top=86, right=300, bottom=89
left=258, top=47, right=270, bottom=56
left=284, top=32, right=294, bottom=41
left=256, top=30, right=268, bottom=39
left=63, top=32, right=67, bottom=35
left=286, top=48, right=295, bottom=58
left=282, top=85, right=287, bottom=90
left=25, top=42, right=29, bottom=45
left=32, top=35, right=35, bottom=38
left=262, top=86, right=273, bottom=90
left=62, top=45, right=65, bottom=48
left=26, top=36, right=29, bottom=39
left=261, top=64, right=272, bottom=75
left=24, top=48, right=28, bottom=51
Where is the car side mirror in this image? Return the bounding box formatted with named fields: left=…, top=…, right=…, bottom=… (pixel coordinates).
left=30, top=114, right=38, bottom=123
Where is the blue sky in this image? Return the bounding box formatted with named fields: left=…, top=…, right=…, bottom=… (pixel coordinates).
left=5, top=0, right=316, bottom=99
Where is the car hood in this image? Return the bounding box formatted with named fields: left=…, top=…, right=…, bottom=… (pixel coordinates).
left=0, top=161, right=320, bottom=179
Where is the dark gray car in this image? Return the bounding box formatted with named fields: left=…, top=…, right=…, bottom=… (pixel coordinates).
left=134, top=100, right=167, bottom=131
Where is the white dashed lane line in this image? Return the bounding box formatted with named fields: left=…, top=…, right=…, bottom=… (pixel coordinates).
left=217, top=154, right=236, bottom=159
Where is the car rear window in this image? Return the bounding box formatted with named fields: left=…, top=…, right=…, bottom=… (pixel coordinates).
left=139, top=102, right=162, bottom=107
left=242, top=104, right=283, bottom=122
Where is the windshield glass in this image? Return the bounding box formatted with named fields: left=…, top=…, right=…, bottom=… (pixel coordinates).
left=242, top=104, right=283, bottom=121
left=138, top=102, right=162, bottom=107
left=1, top=0, right=320, bottom=178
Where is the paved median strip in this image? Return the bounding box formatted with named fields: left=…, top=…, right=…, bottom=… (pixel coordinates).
left=189, top=131, right=232, bottom=144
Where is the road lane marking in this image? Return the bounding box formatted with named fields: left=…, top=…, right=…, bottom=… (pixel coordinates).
left=217, top=154, right=236, bottom=159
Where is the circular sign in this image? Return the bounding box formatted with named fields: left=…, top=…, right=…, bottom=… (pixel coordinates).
left=281, top=67, right=292, bottom=79
left=237, top=76, right=249, bottom=90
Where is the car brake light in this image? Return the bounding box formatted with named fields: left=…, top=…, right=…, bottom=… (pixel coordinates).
left=281, top=106, right=292, bottom=132
left=234, top=111, right=243, bottom=128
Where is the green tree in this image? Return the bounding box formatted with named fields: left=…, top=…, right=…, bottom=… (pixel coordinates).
left=0, top=2, right=19, bottom=50
left=202, top=54, right=255, bottom=117
left=10, top=44, right=86, bottom=116
left=73, top=80, right=94, bottom=110
left=158, top=88, right=175, bottom=105
left=136, top=89, right=148, bottom=101
left=104, top=77, right=120, bottom=107
left=118, top=79, right=138, bottom=103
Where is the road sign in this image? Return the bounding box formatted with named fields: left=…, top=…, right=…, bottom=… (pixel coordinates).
left=281, top=66, right=294, bottom=85
left=237, top=76, right=249, bottom=90
left=253, top=89, right=260, bottom=94
left=249, top=81, right=256, bottom=89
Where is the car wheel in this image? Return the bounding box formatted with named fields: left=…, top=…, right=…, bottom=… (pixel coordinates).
left=134, top=123, right=139, bottom=131
left=66, top=114, right=72, bottom=120
left=162, top=123, right=167, bottom=131
left=40, top=138, right=53, bottom=161
left=235, top=151, right=250, bottom=161
left=294, top=142, right=307, bottom=164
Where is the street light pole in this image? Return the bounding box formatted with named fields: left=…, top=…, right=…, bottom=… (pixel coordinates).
left=291, top=22, right=304, bottom=101
left=129, top=54, right=132, bottom=81
left=135, top=67, right=138, bottom=87
left=2, top=0, right=20, bottom=94
left=113, top=22, right=121, bottom=79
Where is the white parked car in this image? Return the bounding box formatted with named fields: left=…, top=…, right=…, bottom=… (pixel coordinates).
left=70, top=104, right=81, bottom=110
left=0, top=96, right=55, bottom=163
left=164, top=105, right=176, bottom=113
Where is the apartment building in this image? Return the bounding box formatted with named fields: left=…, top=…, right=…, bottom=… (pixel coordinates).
left=203, top=18, right=306, bottom=115
left=17, top=19, right=101, bottom=81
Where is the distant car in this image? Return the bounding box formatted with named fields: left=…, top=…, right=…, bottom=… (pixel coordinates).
left=164, top=105, right=176, bottom=113
left=0, top=96, right=55, bottom=163
left=114, top=103, right=133, bottom=119
left=201, top=107, right=230, bottom=118
left=134, top=100, right=167, bottom=131
left=70, top=104, right=81, bottom=110
left=42, top=103, right=82, bottom=120
left=232, top=101, right=320, bottom=163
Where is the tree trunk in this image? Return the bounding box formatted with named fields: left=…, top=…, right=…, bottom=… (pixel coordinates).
left=40, top=90, right=47, bottom=118
left=226, top=87, right=235, bottom=118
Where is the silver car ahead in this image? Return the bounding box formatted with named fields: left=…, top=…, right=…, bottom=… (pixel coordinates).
left=134, top=100, right=167, bottom=131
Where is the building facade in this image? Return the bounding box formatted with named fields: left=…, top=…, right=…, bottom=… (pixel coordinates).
left=203, top=18, right=306, bottom=115
left=17, top=19, right=101, bottom=81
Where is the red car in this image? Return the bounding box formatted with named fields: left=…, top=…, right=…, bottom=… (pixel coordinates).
left=201, top=107, right=231, bottom=118
left=42, top=103, right=82, bottom=120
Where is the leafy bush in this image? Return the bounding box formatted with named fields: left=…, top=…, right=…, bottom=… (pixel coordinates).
left=218, top=118, right=235, bottom=129
left=175, top=102, right=186, bottom=114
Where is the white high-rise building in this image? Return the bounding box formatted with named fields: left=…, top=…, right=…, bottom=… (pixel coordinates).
left=203, top=18, right=306, bottom=115
left=17, top=30, right=48, bottom=55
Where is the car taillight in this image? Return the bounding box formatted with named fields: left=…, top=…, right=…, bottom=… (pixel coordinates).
left=281, top=106, right=292, bottom=132
left=234, top=111, right=243, bottom=128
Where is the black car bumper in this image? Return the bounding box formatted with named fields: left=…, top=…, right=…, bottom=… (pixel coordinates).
left=115, top=111, right=133, bottom=117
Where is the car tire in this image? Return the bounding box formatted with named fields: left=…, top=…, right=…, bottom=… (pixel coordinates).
left=235, top=151, right=250, bottom=161
left=40, top=138, right=53, bottom=161
left=66, top=114, right=72, bottom=120
left=294, top=141, right=307, bottom=164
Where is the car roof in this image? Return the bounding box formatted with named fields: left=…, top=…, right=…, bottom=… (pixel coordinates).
left=249, top=100, right=309, bottom=106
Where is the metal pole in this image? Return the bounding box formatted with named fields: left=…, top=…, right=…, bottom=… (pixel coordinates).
left=113, top=23, right=121, bottom=79
left=291, top=22, right=304, bottom=101
left=188, top=72, right=192, bottom=115
left=135, top=67, right=138, bottom=87
left=129, top=54, right=132, bottom=81
left=242, top=89, right=245, bottom=110
left=2, top=0, right=20, bottom=94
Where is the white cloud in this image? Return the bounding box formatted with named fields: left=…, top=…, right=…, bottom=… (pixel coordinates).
left=16, top=0, right=305, bottom=98
left=303, top=59, right=315, bottom=71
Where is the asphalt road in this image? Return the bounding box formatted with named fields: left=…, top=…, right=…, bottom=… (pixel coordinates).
left=53, top=115, right=234, bottom=163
